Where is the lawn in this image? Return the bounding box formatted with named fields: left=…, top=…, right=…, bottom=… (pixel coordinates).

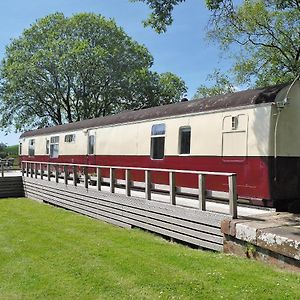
left=0, top=198, right=299, bottom=300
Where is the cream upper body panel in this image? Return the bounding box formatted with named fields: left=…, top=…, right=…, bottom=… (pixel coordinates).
left=20, top=103, right=274, bottom=157
left=274, top=81, right=300, bottom=157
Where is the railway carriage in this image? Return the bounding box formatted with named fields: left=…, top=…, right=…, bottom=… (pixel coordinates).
left=20, top=80, right=300, bottom=210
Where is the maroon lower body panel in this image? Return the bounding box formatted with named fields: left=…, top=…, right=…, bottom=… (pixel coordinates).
left=20, top=155, right=300, bottom=209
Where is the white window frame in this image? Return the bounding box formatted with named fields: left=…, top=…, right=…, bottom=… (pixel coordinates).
left=50, top=136, right=59, bottom=158
left=178, top=126, right=191, bottom=155
left=150, top=123, right=166, bottom=160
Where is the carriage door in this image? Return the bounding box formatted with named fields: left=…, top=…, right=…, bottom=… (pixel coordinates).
left=222, top=114, right=248, bottom=162
left=87, top=129, right=96, bottom=165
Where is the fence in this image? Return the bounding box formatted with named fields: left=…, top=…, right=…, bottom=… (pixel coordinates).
left=21, top=160, right=238, bottom=218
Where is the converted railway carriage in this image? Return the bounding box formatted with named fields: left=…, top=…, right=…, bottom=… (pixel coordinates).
left=20, top=81, right=300, bottom=210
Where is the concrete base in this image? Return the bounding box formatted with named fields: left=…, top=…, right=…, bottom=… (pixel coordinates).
left=221, top=212, right=300, bottom=271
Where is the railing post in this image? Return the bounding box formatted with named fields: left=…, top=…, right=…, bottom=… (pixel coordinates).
left=21, top=162, right=25, bottom=177
left=110, top=168, right=115, bottom=193
left=145, top=170, right=151, bottom=200
left=228, top=174, right=237, bottom=219
left=73, top=165, right=77, bottom=186
left=97, top=167, right=101, bottom=191
left=34, top=163, right=38, bottom=179
left=125, top=169, right=131, bottom=197
left=198, top=174, right=206, bottom=210
left=55, top=165, right=59, bottom=183
left=26, top=162, right=29, bottom=177
left=47, top=164, right=51, bottom=181
left=30, top=163, right=33, bottom=178
left=169, top=171, right=176, bottom=205
left=40, top=163, right=44, bottom=180
left=1, top=163, right=4, bottom=177
left=64, top=165, right=68, bottom=185
left=84, top=167, right=88, bottom=189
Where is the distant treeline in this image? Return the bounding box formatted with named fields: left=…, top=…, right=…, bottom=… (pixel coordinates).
left=0, top=143, right=18, bottom=159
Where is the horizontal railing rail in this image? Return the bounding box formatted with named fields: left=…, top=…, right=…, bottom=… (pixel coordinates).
left=21, top=160, right=238, bottom=218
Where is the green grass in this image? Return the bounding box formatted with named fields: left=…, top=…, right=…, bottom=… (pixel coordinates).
left=0, top=198, right=299, bottom=300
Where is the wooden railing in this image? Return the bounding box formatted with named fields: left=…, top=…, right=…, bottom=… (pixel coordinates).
left=21, top=160, right=238, bottom=218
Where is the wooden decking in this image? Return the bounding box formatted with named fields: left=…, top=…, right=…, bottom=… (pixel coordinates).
left=23, top=176, right=227, bottom=251
left=0, top=176, right=24, bottom=198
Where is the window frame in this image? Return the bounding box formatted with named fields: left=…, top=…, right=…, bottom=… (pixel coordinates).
left=64, top=134, right=76, bottom=143
left=178, top=126, right=191, bottom=155
left=88, top=134, right=95, bottom=155
left=28, top=139, right=35, bottom=157
left=49, top=136, right=60, bottom=158
left=150, top=123, right=166, bottom=160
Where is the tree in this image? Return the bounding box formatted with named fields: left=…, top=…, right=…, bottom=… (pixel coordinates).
left=207, top=0, right=300, bottom=86
left=0, top=13, right=187, bottom=131
left=193, top=69, right=235, bottom=98
left=135, top=0, right=300, bottom=86
left=130, top=0, right=225, bottom=33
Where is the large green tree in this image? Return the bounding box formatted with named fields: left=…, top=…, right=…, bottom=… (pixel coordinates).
left=207, top=0, right=300, bottom=86
left=0, top=13, right=186, bottom=131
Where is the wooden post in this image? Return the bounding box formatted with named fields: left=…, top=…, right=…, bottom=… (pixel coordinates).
left=198, top=174, right=206, bottom=210
left=228, top=174, right=237, bottom=219
left=55, top=165, right=59, bottom=183
left=110, top=168, right=115, bottom=193
left=97, top=167, right=101, bottom=191
left=84, top=167, right=88, bottom=189
left=1, top=163, right=4, bottom=177
left=40, top=163, right=44, bottom=180
left=47, top=164, right=51, bottom=181
left=21, top=162, right=25, bottom=177
left=64, top=165, right=68, bottom=185
left=26, top=162, right=29, bottom=177
left=30, top=163, right=33, bottom=178
left=145, top=170, right=151, bottom=200
left=125, top=169, right=131, bottom=196
left=34, top=163, right=38, bottom=179
left=73, top=165, right=77, bottom=186
left=169, top=171, right=176, bottom=205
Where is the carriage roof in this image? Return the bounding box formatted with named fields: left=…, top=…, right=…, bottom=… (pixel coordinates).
left=20, top=82, right=288, bottom=138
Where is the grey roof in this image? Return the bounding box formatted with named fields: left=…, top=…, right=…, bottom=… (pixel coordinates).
left=20, top=82, right=288, bottom=138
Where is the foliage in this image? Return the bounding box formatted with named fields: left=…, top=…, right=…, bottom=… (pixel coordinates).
left=132, top=0, right=300, bottom=88
left=0, top=198, right=300, bottom=299
left=0, top=13, right=187, bottom=132
left=193, top=69, right=235, bottom=98
left=207, top=0, right=300, bottom=86
left=131, top=0, right=226, bottom=32
left=0, top=143, right=18, bottom=159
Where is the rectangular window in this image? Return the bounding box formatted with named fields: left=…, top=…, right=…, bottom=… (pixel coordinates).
left=150, top=124, right=165, bottom=159
left=19, top=143, right=22, bottom=155
left=179, top=126, right=191, bottom=154
left=46, top=139, right=49, bottom=154
left=28, top=139, right=35, bottom=156
left=88, top=135, right=95, bottom=155
left=50, top=136, right=59, bottom=158
left=64, top=134, right=76, bottom=143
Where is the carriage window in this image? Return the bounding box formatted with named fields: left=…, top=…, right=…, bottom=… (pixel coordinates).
left=28, top=139, right=35, bottom=156
left=19, top=143, right=22, bottom=155
left=65, top=134, right=76, bottom=143
left=151, top=124, right=165, bottom=159
left=50, top=136, right=59, bottom=158
left=88, top=135, right=95, bottom=155
left=179, top=127, right=191, bottom=154
left=46, top=139, right=49, bottom=154
left=232, top=116, right=238, bottom=130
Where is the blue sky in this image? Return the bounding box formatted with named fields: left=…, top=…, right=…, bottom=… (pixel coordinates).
left=0, top=0, right=231, bottom=145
